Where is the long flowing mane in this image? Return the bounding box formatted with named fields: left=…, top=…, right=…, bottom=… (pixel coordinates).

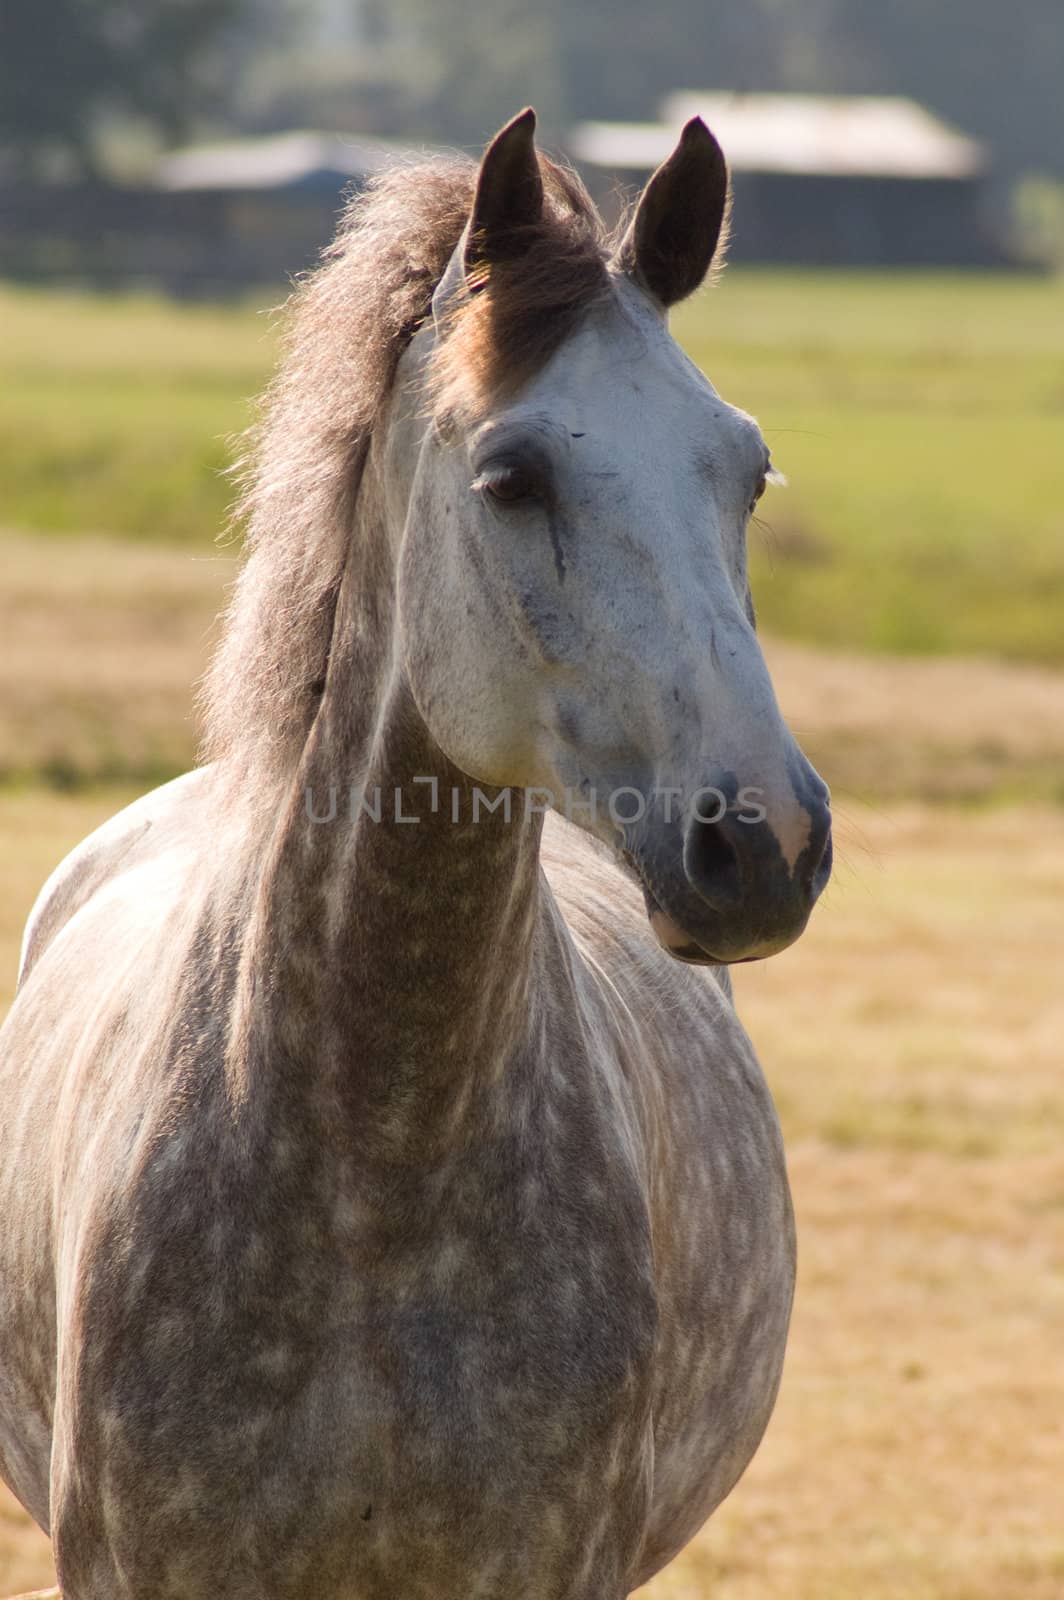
left=200, top=153, right=610, bottom=797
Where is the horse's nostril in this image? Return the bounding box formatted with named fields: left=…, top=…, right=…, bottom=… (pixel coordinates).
left=683, top=815, right=743, bottom=911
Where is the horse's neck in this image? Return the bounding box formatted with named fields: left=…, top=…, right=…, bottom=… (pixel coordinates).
left=237, top=453, right=546, bottom=1162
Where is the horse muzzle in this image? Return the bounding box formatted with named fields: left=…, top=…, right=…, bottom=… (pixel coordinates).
left=627, top=772, right=832, bottom=965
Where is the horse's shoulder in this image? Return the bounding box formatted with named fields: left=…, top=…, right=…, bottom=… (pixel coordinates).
left=17, top=767, right=213, bottom=988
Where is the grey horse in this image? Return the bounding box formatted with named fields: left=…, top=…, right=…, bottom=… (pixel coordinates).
left=0, top=110, right=830, bottom=1599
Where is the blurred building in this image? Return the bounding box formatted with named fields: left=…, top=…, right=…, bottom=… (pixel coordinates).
left=570, top=92, right=1003, bottom=267
left=0, top=131, right=415, bottom=295
left=154, top=131, right=417, bottom=289
left=0, top=97, right=1008, bottom=291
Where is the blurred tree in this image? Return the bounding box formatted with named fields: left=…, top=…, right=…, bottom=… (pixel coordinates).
left=0, top=0, right=261, bottom=175
left=821, top=0, right=1064, bottom=178
left=5, top=0, right=1058, bottom=183
left=1013, top=175, right=1064, bottom=268
left=375, top=0, right=791, bottom=138
left=377, top=0, right=1063, bottom=179
left=383, top=0, right=564, bottom=143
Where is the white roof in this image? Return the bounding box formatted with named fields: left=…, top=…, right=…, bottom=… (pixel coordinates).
left=157, top=130, right=413, bottom=192
left=571, top=93, right=984, bottom=180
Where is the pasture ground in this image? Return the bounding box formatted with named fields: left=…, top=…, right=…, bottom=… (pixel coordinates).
left=1, top=269, right=1062, bottom=1596
left=1, top=541, right=1061, bottom=1597
left=2, top=795, right=1062, bottom=1598
left=4, top=531, right=1064, bottom=804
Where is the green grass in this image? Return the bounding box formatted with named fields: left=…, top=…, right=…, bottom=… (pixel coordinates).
left=674, top=270, right=1064, bottom=663
left=2, top=271, right=1064, bottom=659
left=0, top=283, right=275, bottom=543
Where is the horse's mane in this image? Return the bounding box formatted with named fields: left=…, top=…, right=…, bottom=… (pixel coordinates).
left=200, top=153, right=610, bottom=795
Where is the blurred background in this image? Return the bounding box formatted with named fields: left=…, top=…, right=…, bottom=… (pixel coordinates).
left=1, top=3, right=1062, bottom=1597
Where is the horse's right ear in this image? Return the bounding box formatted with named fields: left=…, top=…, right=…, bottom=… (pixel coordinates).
left=467, top=107, right=544, bottom=268
left=433, top=108, right=544, bottom=328
left=615, top=118, right=729, bottom=308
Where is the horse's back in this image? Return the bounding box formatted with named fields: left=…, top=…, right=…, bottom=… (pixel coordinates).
left=17, top=768, right=213, bottom=987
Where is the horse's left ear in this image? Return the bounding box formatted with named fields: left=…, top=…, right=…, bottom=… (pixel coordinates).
left=615, top=118, right=729, bottom=308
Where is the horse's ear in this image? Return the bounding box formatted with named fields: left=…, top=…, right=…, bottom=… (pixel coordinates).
left=432, top=108, right=544, bottom=330
left=615, top=118, right=729, bottom=308
left=465, top=106, right=544, bottom=270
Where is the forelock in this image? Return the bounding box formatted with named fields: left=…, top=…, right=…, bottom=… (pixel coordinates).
left=430, top=157, right=612, bottom=424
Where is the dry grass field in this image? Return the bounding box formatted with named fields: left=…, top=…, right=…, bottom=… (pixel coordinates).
left=4, top=531, right=1063, bottom=803
left=1, top=268, right=1062, bottom=1597
left=1, top=542, right=1063, bottom=1598
left=2, top=796, right=1062, bottom=1598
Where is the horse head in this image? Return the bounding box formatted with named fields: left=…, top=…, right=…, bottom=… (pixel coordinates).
left=384, top=109, right=832, bottom=963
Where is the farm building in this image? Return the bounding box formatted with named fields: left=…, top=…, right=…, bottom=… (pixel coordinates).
left=152, top=130, right=416, bottom=289
left=0, top=131, right=416, bottom=294
left=0, top=100, right=1004, bottom=292
left=570, top=92, right=1003, bottom=267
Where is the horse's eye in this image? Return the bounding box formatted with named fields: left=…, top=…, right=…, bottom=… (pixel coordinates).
left=476, top=464, right=542, bottom=505
left=748, top=475, right=767, bottom=515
